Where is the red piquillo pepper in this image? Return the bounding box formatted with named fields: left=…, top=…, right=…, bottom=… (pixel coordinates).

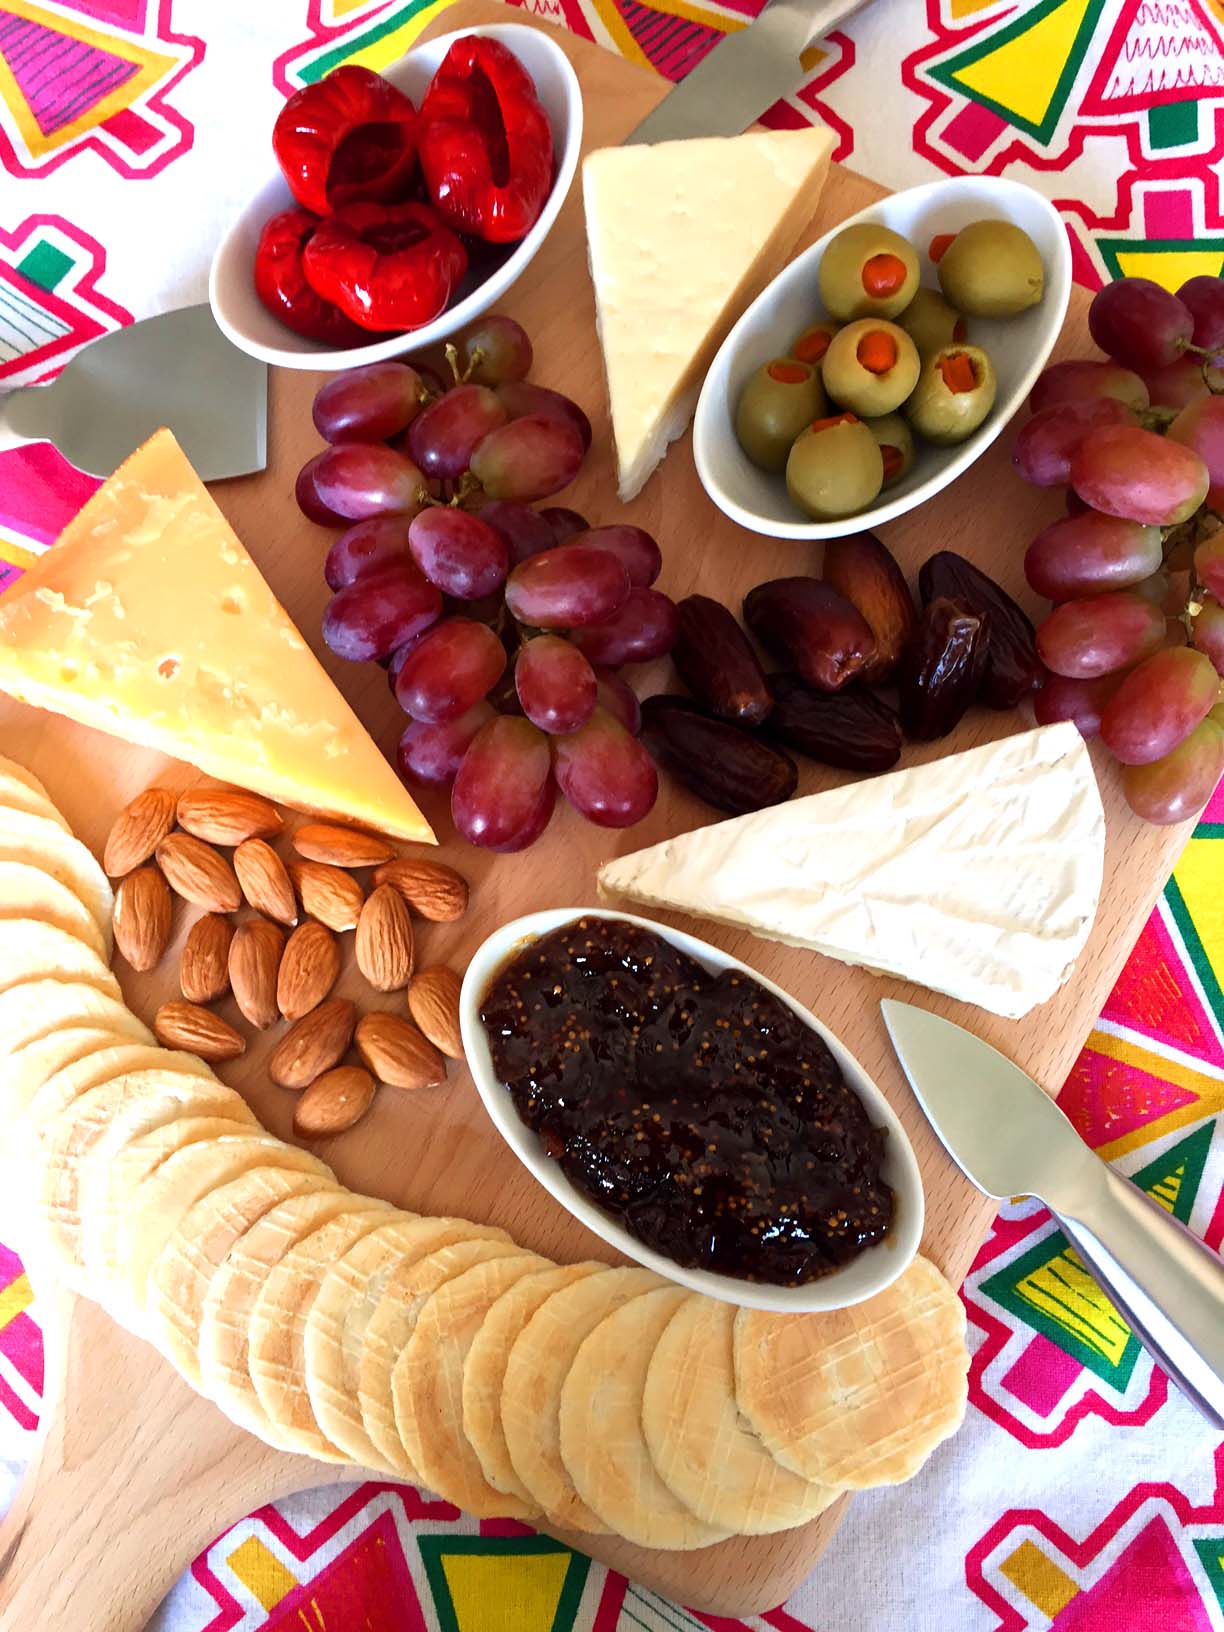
left=416, top=37, right=553, bottom=244
left=302, top=201, right=468, bottom=332
left=253, top=208, right=369, bottom=346
left=273, top=65, right=418, bottom=217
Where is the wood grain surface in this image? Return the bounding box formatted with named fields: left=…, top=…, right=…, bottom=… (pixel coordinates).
left=0, top=3, right=1193, bottom=1624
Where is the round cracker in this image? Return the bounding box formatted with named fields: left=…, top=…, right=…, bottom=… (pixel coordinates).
left=0, top=756, right=66, bottom=828
left=734, top=1255, right=969, bottom=1489
left=149, top=1166, right=339, bottom=1387
left=0, top=860, right=107, bottom=959
left=304, top=1215, right=491, bottom=1473
left=393, top=1254, right=547, bottom=1518
left=0, top=979, right=140, bottom=1061
left=358, top=1234, right=519, bottom=1480
left=0, top=919, right=113, bottom=997
left=462, top=1261, right=603, bottom=1504
left=199, top=1186, right=362, bottom=1443
left=0, top=806, right=112, bottom=942
left=558, top=1287, right=728, bottom=1550
left=642, top=1296, right=838, bottom=1534
left=29, top=1040, right=213, bottom=1137
left=501, top=1265, right=663, bottom=1532
left=4, top=1025, right=155, bottom=1128
left=247, top=1204, right=399, bottom=1462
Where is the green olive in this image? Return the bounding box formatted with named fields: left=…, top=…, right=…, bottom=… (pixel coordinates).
left=863, top=412, right=915, bottom=487
left=935, top=220, right=1044, bottom=318
left=897, top=286, right=968, bottom=358
left=786, top=415, right=883, bottom=519
left=788, top=320, right=841, bottom=367
left=905, top=344, right=998, bottom=445
left=735, top=358, right=828, bottom=472
left=821, top=319, right=921, bottom=417
left=818, top=223, right=920, bottom=321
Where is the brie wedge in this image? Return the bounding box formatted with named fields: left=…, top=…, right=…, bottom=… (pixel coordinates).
left=583, top=127, right=834, bottom=502
left=598, top=723, right=1105, bottom=1019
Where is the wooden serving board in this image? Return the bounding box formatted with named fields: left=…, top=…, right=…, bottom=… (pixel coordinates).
left=0, top=4, right=1195, bottom=1624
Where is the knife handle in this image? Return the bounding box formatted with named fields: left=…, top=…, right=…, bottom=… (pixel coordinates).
left=1052, top=1162, right=1224, bottom=1428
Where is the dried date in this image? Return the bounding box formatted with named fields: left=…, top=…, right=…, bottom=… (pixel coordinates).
left=822, top=532, right=916, bottom=686
left=672, top=595, right=773, bottom=725
left=763, top=674, right=902, bottom=772
left=898, top=597, right=990, bottom=741
left=640, top=695, right=797, bottom=814
left=918, top=551, right=1043, bottom=709
left=743, top=577, right=875, bottom=692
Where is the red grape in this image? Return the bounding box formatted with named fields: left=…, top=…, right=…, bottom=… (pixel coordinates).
left=305, top=443, right=428, bottom=522
left=564, top=525, right=662, bottom=588
left=478, top=500, right=556, bottom=564
left=469, top=416, right=585, bottom=502
left=1191, top=596, right=1224, bottom=675
left=495, top=382, right=592, bottom=451
left=1122, top=718, right=1224, bottom=824
left=406, top=384, right=507, bottom=479
left=1135, top=570, right=1171, bottom=607
left=540, top=507, right=590, bottom=546
left=1167, top=395, right=1224, bottom=509
left=1088, top=278, right=1193, bottom=371
left=1070, top=424, right=1209, bottom=525
left=1099, top=645, right=1219, bottom=764
left=1035, top=590, right=1166, bottom=678
left=456, top=315, right=532, bottom=385
left=514, top=635, right=597, bottom=733
left=504, top=546, right=631, bottom=629
left=296, top=460, right=349, bottom=526
left=1024, top=512, right=1163, bottom=600
left=1141, top=355, right=1211, bottom=410
left=322, top=560, right=442, bottom=661
left=1195, top=531, right=1224, bottom=600
left=324, top=516, right=412, bottom=590
left=312, top=362, right=425, bottom=443
left=1032, top=672, right=1119, bottom=737
left=392, top=617, right=506, bottom=723
left=397, top=701, right=494, bottom=787
left=594, top=668, right=642, bottom=734
left=451, top=716, right=555, bottom=850
left=1012, top=398, right=1135, bottom=487
left=1030, top=359, right=1149, bottom=414
left=570, top=588, right=680, bottom=666
left=1176, top=275, right=1224, bottom=354
left=553, top=708, right=658, bottom=828
left=407, top=508, right=509, bottom=599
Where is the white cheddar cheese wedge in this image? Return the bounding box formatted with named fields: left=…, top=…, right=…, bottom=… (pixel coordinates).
left=583, top=127, right=834, bottom=501
left=598, top=723, right=1105, bottom=1019
left=0, top=430, right=433, bottom=843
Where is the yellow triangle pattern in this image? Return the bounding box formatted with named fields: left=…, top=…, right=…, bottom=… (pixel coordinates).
left=1116, top=249, right=1224, bottom=293
left=440, top=1553, right=571, bottom=1632
left=1014, top=1247, right=1132, bottom=1367
left=1175, top=836, right=1224, bottom=972
left=952, top=0, right=1091, bottom=127
left=342, top=1, right=453, bottom=72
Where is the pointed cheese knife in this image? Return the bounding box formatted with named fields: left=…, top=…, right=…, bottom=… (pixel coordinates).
left=881, top=999, right=1224, bottom=1427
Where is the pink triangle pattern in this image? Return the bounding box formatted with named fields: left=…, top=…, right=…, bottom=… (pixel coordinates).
left=1048, top=1518, right=1210, bottom=1632
left=1058, top=1049, right=1199, bottom=1149
left=263, top=1510, right=427, bottom=1632
left=53, top=0, right=147, bottom=26
left=1082, top=0, right=1224, bottom=115
left=1099, top=907, right=1224, bottom=1069
left=0, top=10, right=138, bottom=137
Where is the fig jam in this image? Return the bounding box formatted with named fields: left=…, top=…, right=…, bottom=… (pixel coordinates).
left=479, top=916, right=893, bottom=1285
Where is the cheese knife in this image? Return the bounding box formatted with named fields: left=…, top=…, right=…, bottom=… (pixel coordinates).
left=881, top=999, right=1224, bottom=1428
left=625, top=0, right=872, bottom=145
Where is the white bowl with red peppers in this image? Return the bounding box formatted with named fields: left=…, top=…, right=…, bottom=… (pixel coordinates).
left=209, top=24, right=583, bottom=371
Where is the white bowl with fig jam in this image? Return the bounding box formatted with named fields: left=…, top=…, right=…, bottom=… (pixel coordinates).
left=461, top=907, right=923, bottom=1313
left=694, top=175, right=1071, bottom=540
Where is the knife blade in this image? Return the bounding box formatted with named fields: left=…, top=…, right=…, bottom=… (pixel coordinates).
left=881, top=999, right=1224, bottom=1427
left=625, top=0, right=871, bottom=145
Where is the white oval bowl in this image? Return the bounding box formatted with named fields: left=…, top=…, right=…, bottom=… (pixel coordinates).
left=209, top=24, right=583, bottom=371
left=693, top=175, right=1072, bottom=540
left=460, top=907, right=923, bottom=1313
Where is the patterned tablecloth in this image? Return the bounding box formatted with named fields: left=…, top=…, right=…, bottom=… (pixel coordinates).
left=0, top=0, right=1222, bottom=1628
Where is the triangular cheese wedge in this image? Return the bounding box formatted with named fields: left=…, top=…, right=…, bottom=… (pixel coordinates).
left=583, top=127, right=834, bottom=502
left=0, top=430, right=433, bottom=843
left=598, top=724, right=1105, bottom=1019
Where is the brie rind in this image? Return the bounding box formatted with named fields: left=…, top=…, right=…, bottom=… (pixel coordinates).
left=598, top=723, right=1105, bottom=1019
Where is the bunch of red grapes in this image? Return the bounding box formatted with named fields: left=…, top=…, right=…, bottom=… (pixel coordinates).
left=1015, top=274, right=1224, bottom=825
left=295, top=315, right=679, bottom=851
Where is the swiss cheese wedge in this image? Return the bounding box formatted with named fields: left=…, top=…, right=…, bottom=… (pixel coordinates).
left=0, top=430, right=433, bottom=843
left=583, top=127, right=834, bottom=501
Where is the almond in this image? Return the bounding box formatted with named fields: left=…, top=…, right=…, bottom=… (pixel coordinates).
left=103, top=788, right=177, bottom=877
left=292, top=1066, right=376, bottom=1138
left=156, top=833, right=241, bottom=912
left=112, top=866, right=172, bottom=973
left=153, top=1000, right=245, bottom=1063
left=290, top=861, right=365, bottom=932
left=355, top=1011, right=446, bottom=1090
left=176, top=787, right=283, bottom=846
left=269, top=997, right=355, bottom=1089
left=354, top=885, right=414, bottom=992
left=180, top=913, right=234, bottom=1004
left=406, top=965, right=464, bottom=1060
left=234, top=838, right=297, bottom=926
left=292, top=822, right=394, bottom=869
left=371, top=858, right=468, bottom=922
left=277, top=921, right=341, bottom=1021
left=228, top=918, right=284, bottom=1031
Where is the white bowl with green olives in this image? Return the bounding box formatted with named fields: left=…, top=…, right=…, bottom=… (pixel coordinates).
left=693, top=176, right=1071, bottom=540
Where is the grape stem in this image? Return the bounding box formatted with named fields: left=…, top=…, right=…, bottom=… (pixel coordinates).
left=444, top=341, right=484, bottom=387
